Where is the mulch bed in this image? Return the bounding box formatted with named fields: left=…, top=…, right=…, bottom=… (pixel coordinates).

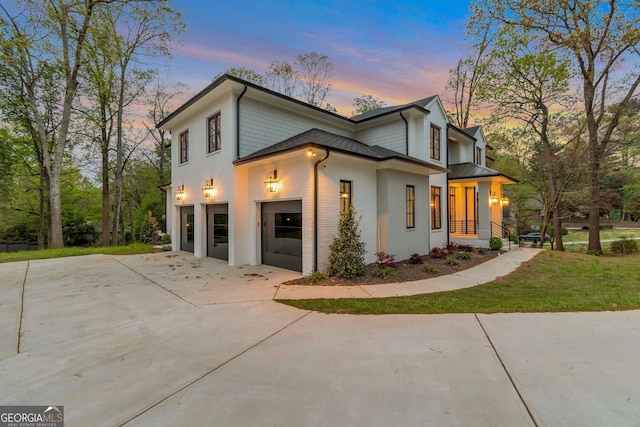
left=283, top=249, right=501, bottom=286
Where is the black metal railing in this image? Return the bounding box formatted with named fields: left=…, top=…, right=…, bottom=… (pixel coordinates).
left=449, top=220, right=477, bottom=235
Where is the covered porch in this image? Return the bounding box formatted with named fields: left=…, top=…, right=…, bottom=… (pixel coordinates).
left=447, top=163, right=517, bottom=247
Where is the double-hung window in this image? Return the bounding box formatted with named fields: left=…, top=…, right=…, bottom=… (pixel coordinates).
left=406, top=185, right=415, bottom=229
left=430, top=125, right=441, bottom=160
left=431, top=186, right=441, bottom=230
left=475, top=147, right=482, bottom=165
left=340, top=180, right=352, bottom=213
left=179, top=130, right=189, bottom=163
left=208, top=112, right=221, bottom=153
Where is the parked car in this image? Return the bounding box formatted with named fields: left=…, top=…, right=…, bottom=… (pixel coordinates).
left=519, top=232, right=550, bottom=242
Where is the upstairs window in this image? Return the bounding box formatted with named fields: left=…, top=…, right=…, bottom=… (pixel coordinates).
left=340, top=180, right=352, bottom=213
left=208, top=112, right=221, bottom=153
left=406, top=185, right=415, bottom=229
left=430, top=125, right=441, bottom=160
left=179, top=130, right=189, bottom=163
left=431, top=186, right=441, bottom=230
left=475, top=147, right=483, bottom=165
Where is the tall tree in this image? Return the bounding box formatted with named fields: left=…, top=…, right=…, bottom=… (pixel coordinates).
left=215, top=67, right=266, bottom=85
left=351, top=94, right=387, bottom=116
left=295, top=51, right=333, bottom=108
left=266, top=60, right=297, bottom=97
left=477, top=0, right=640, bottom=253
left=0, top=0, right=114, bottom=248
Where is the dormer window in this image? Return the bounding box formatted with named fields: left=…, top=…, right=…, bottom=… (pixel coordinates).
left=430, top=125, right=441, bottom=160
left=475, top=147, right=483, bottom=165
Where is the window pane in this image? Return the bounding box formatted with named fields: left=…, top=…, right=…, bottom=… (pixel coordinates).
left=340, top=180, right=352, bottom=213
left=431, top=186, right=441, bottom=230
left=406, top=185, right=415, bottom=228
left=208, top=113, right=221, bottom=153
left=180, top=131, right=189, bottom=163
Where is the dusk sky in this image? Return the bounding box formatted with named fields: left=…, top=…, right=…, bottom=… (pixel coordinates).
left=168, top=0, right=475, bottom=116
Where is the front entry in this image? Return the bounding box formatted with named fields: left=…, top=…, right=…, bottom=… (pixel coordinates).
left=261, top=201, right=302, bottom=272
left=206, top=203, right=229, bottom=261
left=180, top=206, right=194, bottom=252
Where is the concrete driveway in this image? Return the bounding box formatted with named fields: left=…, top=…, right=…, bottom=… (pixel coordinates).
left=1, top=252, right=638, bottom=426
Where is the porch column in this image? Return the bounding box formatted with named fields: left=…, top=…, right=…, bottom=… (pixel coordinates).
left=477, top=182, right=492, bottom=240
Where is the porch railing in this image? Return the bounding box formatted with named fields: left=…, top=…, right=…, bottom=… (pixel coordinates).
left=449, top=220, right=477, bottom=235
left=491, top=221, right=516, bottom=239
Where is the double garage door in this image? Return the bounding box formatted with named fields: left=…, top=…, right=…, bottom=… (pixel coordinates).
left=261, top=201, right=302, bottom=272
left=181, top=202, right=302, bottom=272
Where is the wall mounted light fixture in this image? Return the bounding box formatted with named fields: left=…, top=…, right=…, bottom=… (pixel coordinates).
left=500, top=196, right=510, bottom=207
left=175, top=184, right=186, bottom=201
left=202, top=179, right=216, bottom=198
left=489, top=192, right=499, bottom=205
left=265, top=170, right=279, bottom=193
left=307, top=148, right=316, bottom=158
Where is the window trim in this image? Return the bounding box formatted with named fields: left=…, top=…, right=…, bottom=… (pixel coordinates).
left=207, top=112, right=221, bottom=154
left=431, top=186, right=442, bottom=230
left=340, top=180, right=352, bottom=214
left=179, top=130, right=189, bottom=164
left=430, top=124, right=441, bottom=160
left=406, top=185, right=415, bottom=229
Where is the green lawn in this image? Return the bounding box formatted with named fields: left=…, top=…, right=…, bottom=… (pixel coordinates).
left=562, top=228, right=640, bottom=243
left=278, top=251, right=640, bottom=314
left=0, top=243, right=162, bottom=263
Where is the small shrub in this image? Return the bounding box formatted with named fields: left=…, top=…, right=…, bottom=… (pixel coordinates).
left=329, top=206, right=366, bottom=278
left=456, top=243, right=474, bottom=252
left=610, top=236, right=638, bottom=254
left=456, top=251, right=472, bottom=260
left=445, top=242, right=460, bottom=252
left=422, top=263, right=438, bottom=273
left=375, top=252, right=399, bottom=268
left=477, top=247, right=486, bottom=255
left=408, top=253, right=423, bottom=265
left=489, top=236, right=503, bottom=250
left=373, top=266, right=397, bottom=278
left=445, top=258, right=460, bottom=266
left=562, top=227, right=568, bottom=235
left=508, top=232, right=519, bottom=243
left=160, top=233, right=171, bottom=245
left=306, top=270, right=327, bottom=284
left=430, top=247, right=449, bottom=259
left=140, top=213, right=160, bottom=243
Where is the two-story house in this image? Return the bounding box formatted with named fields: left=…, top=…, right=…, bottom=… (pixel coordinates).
left=157, top=74, right=516, bottom=275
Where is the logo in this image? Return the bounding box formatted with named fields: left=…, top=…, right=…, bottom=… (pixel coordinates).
left=0, top=406, right=64, bottom=427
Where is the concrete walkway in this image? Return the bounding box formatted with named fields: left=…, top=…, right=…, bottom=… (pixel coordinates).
left=1, top=251, right=638, bottom=427
left=274, top=248, right=540, bottom=300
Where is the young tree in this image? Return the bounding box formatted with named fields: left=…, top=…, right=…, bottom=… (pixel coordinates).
left=477, top=0, right=640, bottom=253
left=295, top=51, right=333, bottom=108
left=328, top=206, right=366, bottom=279
left=351, top=94, right=387, bottom=116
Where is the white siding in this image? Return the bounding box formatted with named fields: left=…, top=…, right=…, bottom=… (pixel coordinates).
left=355, top=120, right=405, bottom=154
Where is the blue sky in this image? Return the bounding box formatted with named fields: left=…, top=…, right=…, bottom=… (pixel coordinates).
left=168, top=0, right=474, bottom=115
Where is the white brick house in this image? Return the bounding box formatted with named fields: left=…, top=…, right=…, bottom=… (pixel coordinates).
left=157, top=74, right=516, bottom=275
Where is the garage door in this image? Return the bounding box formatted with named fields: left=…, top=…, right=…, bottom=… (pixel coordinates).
left=180, top=206, right=194, bottom=252
left=261, top=201, right=302, bottom=272
left=207, top=203, right=228, bottom=261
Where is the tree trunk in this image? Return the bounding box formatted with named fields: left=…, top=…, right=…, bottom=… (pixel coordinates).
left=553, top=206, right=564, bottom=251
left=101, top=140, right=110, bottom=246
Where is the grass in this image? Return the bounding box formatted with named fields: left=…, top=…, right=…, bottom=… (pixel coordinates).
left=0, top=243, right=162, bottom=263
left=278, top=251, right=640, bottom=314
left=562, top=228, right=640, bottom=243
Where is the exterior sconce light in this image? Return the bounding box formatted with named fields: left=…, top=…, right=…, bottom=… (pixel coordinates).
left=307, top=148, right=316, bottom=158
left=175, top=185, right=186, bottom=201
left=500, top=196, right=510, bottom=207
left=202, top=179, right=216, bottom=198
left=265, top=170, right=279, bottom=193
left=489, top=193, right=499, bottom=205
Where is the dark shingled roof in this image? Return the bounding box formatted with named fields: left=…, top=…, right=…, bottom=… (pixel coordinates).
left=350, top=96, right=437, bottom=122
left=449, top=162, right=518, bottom=183
left=234, top=128, right=449, bottom=173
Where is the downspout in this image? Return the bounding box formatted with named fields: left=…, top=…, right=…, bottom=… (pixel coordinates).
left=236, top=85, right=248, bottom=160
left=399, top=111, right=409, bottom=155
left=446, top=133, right=451, bottom=245
left=313, top=149, right=330, bottom=271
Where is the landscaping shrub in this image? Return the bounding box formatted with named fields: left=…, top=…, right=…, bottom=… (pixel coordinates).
left=445, top=242, right=460, bottom=252
left=306, top=270, right=327, bottom=284
left=489, top=236, right=503, bottom=250
left=610, top=236, right=638, bottom=254
left=429, top=246, right=449, bottom=259
left=375, top=252, right=398, bottom=268
left=328, top=206, right=366, bottom=279
left=160, top=233, right=171, bottom=245
left=373, top=266, right=397, bottom=278
left=477, top=247, right=486, bottom=255
left=408, top=253, right=423, bottom=264
left=456, top=243, right=474, bottom=252
left=508, top=232, right=519, bottom=243
left=445, top=258, right=460, bottom=266
left=422, top=263, right=438, bottom=273
left=456, top=251, right=472, bottom=260
left=140, top=213, right=160, bottom=243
